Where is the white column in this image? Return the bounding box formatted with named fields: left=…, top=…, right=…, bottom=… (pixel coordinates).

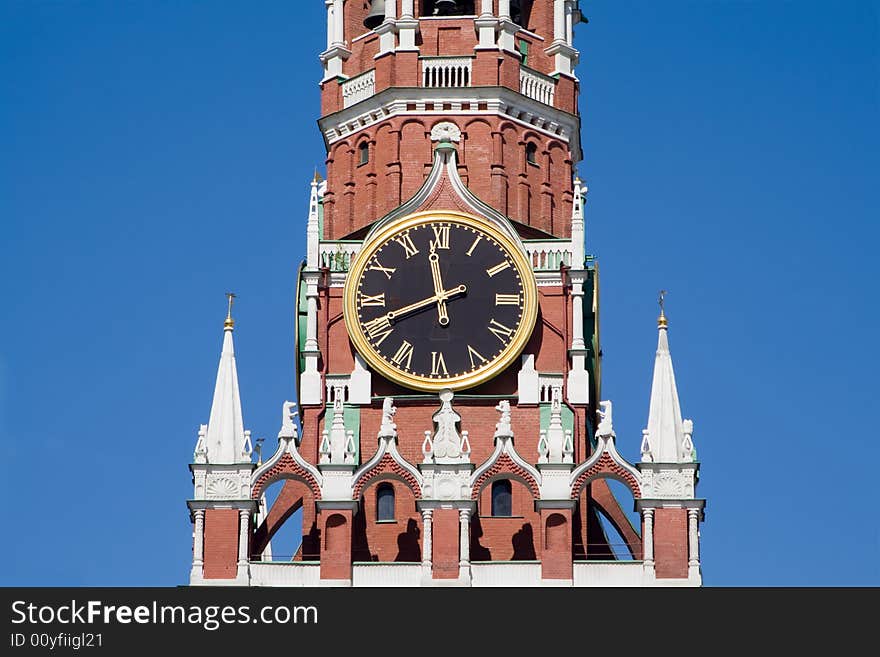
left=571, top=279, right=585, bottom=351
left=325, top=0, right=334, bottom=50
left=642, top=508, right=654, bottom=566
left=688, top=508, right=700, bottom=566
left=421, top=509, right=433, bottom=571
left=565, top=0, right=575, bottom=45
left=400, top=0, right=414, bottom=18
left=458, top=508, right=471, bottom=567
left=333, top=0, right=345, bottom=46
left=304, top=278, right=319, bottom=353
left=553, top=0, right=566, bottom=43
left=499, top=0, right=511, bottom=19
left=192, top=509, right=205, bottom=568
left=378, top=0, right=397, bottom=54
left=238, top=509, right=250, bottom=566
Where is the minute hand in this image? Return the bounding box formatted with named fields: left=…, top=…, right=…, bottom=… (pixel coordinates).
left=386, top=285, right=467, bottom=323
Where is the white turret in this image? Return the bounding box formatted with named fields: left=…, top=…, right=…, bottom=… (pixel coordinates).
left=641, top=296, right=695, bottom=464
left=201, top=295, right=251, bottom=464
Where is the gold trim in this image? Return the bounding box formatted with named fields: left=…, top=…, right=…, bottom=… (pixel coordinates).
left=343, top=210, right=538, bottom=392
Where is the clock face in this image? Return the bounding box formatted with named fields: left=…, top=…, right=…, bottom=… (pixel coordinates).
left=343, top=212, right=538, bottom=391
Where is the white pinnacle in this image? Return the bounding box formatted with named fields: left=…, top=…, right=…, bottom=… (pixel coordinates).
left=203, top=313, right=249, bottom=464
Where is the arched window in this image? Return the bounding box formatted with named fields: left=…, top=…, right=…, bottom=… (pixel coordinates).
left=358, top=141, right=369, bottom=166
left=525, top=142, right=538, bottom=166
left=491, top=479, right=512, bottom=517
left=376, top=483, right=395, bottom=521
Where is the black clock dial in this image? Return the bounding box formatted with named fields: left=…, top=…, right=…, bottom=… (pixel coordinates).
left=354, top=220, right=527, bottom=382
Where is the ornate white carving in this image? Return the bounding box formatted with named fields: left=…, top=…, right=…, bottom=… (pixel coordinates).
left=493, top=400, right=513, bottom=440
left=193, top=424, right=208, bottom=463
left=320, top=390, right=356, bottom=465
left=278, top=401, right=299, bottom=440
left=430, top=120, right=461, bottom=143
left=596, top=400, right=614, bottom=439
left=654, top=473, right=683, bottom=498
left=206, top=476, right=240, bottom=499
left=681, top=419, right=695, bottom=461
left=424, top=389, right=470, bottom=464
left=540, top=386, right=572, bottom=464
left=379, top=397, right=398, bottom=440
left=640, top=430, right=653, bottom=463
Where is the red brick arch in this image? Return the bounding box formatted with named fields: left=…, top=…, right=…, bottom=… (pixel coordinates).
left=471, top=453, right=541, bottom=500
left=570, top=453, right=641, bottom=500
left=251, top=453, right=322, bottom=501
left=352, top=453, right=422, bottom=499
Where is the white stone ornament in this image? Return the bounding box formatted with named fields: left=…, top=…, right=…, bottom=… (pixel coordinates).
left=278, top=401, right=299, bottom=440
left=430, top=121, right=461, bottom=143
left=428, top=389, right=468, bottom=463
left=596, top=399, right=614, bottom=438
left=493, top=400, right=513, bottom=439
left=379, top=396, right=398, bottom=440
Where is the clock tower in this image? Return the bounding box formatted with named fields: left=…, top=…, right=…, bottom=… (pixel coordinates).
left=187, top=0, right=706, bottom=587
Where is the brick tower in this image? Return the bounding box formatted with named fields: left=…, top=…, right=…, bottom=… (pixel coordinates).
left=187, top=0, right=705, bottom=587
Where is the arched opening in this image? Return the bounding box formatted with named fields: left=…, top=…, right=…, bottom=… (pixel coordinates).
left=358, top=141, right=369, bottom=166
left=545, top=513, right=567, bottom=551
left=491, top=479, right=512, bottom=517
left=325, top=514, right=348, bottom=551
left=525, top=142, right=538, bottom=166
left=376, top=483, right=395, bottom=521
left=576, top=477, right=642, bottom=561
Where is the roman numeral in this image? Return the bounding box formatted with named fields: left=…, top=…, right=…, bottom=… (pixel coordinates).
left=368, top=259, right=396, bottom=280
left=488, top=318, right=515, bottom=343
left=360, top=292, right=385, bottom=307
left=394, top=232, right=420, bottom=259
left=363, top=315, right=393, bottom=346
left=431, top=351, right=448, bottom=376
left=486, top=260, right=511, bottom=277
left=495, top=293, right=520, bottom=305
left=430, top=225, right=450, bottom=250
left=465, top=235, right=482, bottom=256
left=467, top=345, right=487, bottom=369
left=390, top=340, right=414, bottom=369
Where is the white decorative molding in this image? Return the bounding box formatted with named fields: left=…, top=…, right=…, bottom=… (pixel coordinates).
left=517, top=354, right=540, bottom=404
left=206, top=476, right=240, bottom=500
left=342, top=68, right=376, bottom=108
left=319, top=241, right=360, bottom=272
left=430, top=120, right=461, bottom=143
left=524, top=240, right=573, bottom=271
left=318, top=87, right=581, bottom=161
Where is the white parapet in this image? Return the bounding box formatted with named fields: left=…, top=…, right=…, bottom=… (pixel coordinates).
left=341, top=69, right=376, bottom=109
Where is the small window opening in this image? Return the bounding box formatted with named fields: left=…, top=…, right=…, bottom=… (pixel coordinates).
left=491, top=480, right=512, bottom=517
left=376, top=483, right=395, bottom=521
left=358, top=141, right=369, bottom=166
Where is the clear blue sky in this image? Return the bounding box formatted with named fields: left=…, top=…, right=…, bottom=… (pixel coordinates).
left=1, top=1, right=877, bottom=586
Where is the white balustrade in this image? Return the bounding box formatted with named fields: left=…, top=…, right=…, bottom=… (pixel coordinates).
left=422, top=56, right=472, bottom=88
left=249, top=562, right=321, bottom=586
left=520, top=66, right=556, bottom=106
left=342, top=69, right=376, bottom=108
left=319, top=241, right=361, bottom=272
left=352, top=563, right=422, bottom=587
left=524, top=240, right=573, bottom=271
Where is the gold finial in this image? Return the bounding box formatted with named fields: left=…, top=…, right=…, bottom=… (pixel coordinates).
left=313, top=168, right=323, bottom=183
left=225, top=292, right=236, bottom=329
left=657, top=289, right=668, bottom=328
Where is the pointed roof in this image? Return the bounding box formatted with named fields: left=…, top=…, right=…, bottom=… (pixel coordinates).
left=644, top=308, right=688, bottom=463
left=204, top=298, right=248, bottom=464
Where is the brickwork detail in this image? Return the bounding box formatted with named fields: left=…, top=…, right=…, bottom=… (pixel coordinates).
left=471, top=453, right=540, bottom=499
left=251, top=453, right=322, bottom=501
left=352, top=453, right=422, bottom=499
left=570, top=453, right=642, bottom=500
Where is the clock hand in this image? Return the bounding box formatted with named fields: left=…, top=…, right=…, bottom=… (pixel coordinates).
left=385, top=284, right=467, bottom=323
left=429, top=248, right=450, bottom=326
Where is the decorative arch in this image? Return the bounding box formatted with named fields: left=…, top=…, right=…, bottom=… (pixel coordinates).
left=471, top=453, right=541, bottom=500
left=252, top=452, right=322, bottom=501
left=570, top=452, right=642, bottom=500
left=352, top=453, right=422, bottom=499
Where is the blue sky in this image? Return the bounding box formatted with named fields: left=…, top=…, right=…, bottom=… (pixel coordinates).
left=1, top=1, right=877, bottom=586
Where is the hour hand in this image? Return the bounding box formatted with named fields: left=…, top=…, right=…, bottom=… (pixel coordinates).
left=385, top=285, right=466, bottom=324
left=429, top=250, right=450, bottom=326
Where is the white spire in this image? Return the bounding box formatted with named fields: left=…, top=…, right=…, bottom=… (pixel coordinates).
left=642, top=303, right=694, bottom=464
left=203, top=295, right=250, bottom=464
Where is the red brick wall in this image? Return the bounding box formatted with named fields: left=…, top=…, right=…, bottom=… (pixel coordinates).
left=541, top=508, right=573, bottom=580
left=432, top=508, right=460, bottom=579
left=654, top=508, right=688, bottom=578
left=322, top=115, right=574, bottom=238
left=203, top=509, right=239, bottom=579
left=472, top=478, right=541, bottom=561
left=320, top=509, right=353, bottom=580
left=354, top=480, right=422, bottom=562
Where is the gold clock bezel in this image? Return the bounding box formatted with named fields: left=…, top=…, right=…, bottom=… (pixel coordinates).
left=343, top=210, right=538, bottom=392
